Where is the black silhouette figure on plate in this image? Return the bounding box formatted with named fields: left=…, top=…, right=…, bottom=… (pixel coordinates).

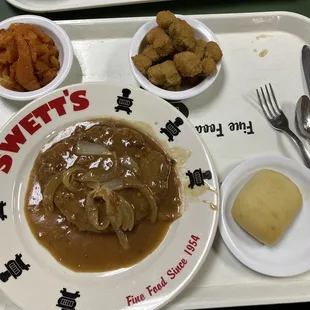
left=169, top=101, right=189, bottom=118
left=160, top=117, right=184, bottom=142
left=0, top=254, right=30, bottom=283
left=186, top=169, right=212, bottom=189
left=0, top=201, right=6, bottom=221
left=115, top=88, right=133, bottom=115
left=56, top=288, right=80, bottom=310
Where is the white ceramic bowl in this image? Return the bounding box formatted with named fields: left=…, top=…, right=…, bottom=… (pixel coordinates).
left=0, top=15, right=73, bottom=101
left=129, top=15, right=222, bottom=101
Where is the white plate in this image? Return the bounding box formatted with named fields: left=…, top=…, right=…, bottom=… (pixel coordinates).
left=0, top=82, right=219, bottom=310
left=219, top=156, right=310, bottom=277
left=5, top=0, right=169, bottom=12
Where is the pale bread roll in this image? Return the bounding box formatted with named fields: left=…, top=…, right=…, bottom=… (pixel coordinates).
left=231, top=169, right=302, bottom=246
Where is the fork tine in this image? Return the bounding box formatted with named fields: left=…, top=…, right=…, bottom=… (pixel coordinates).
left=265, top=84, right=278, bottom=116
left=269, top=83, right=281, bottom=114
left=260, top=87, right=273, bottom=118
left=256, top=88, right=271, bottom=119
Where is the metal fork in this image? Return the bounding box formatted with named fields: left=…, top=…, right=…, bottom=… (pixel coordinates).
left=256, top=84, right=310, bottom=168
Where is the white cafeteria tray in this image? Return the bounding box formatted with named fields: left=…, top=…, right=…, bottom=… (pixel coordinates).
left=5, top=0, right=169, bottom=13
left=1, top=11, right=310, bottom=309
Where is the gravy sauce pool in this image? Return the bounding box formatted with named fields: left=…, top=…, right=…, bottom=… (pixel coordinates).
left=25, top=119, right=181, bottom=272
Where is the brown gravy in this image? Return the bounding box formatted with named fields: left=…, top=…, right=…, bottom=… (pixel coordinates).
left=25, top=119, right=181, bottom=272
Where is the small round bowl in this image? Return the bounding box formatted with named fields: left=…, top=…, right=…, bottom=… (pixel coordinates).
left=129, top=15, right=222, bottom=101
left=0, top=15, right=73, bottom=102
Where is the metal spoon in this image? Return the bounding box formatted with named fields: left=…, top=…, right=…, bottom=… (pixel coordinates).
left=295, top=95, right=310, bottom=139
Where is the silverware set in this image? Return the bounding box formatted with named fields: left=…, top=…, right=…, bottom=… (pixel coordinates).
left=256, top=45, right=310, bottom=168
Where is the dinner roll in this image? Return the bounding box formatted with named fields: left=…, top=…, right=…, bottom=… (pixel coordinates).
left=231, top=169, right=302, bottom=246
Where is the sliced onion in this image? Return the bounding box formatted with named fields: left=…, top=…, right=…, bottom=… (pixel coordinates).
left=63, top=167, right=87, bottom=193
left=101, top=179, right=124, bottom=191
left=110, top=215, right=130, bottom=250
left=113, top=226, right=129, bottom=250
left=85, top=190, right=110, bottom=231
left=120, top=156, right=139, bottom=174
left=118, top=195, right=135, bottom=231
left=77, top=167, right=120, bottom=183
left=111, top=202, right=122, bottom=229
left=43, top=173, right=63, bottom=212
left=85, top=181, right=100, bottom=190
left=101, top=178, right=157, bottom=223
left=123, top=179, right=158, bottom=223
left=76, top=141, right=112, bottom=156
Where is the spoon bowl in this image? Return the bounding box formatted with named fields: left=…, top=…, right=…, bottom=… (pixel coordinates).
left=295, top=95, right=310, bottom=138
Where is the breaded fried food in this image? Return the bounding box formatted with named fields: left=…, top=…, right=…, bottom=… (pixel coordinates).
left=168, top=19, right=195, bottom=52
left=132, top=54, right=152, bottom=75
left=131, top=11, right=223, bottom=92
left=205, top=41, right=223, bottom=63
left=147, top=63, right=165, bottom=86
left=142, top=45, right=161, bottom=63
left=146, top=27, right=174, bottom=57
left=174, top=51, right=202, bottom=77
left=193, top=39, right=208, bottom=60
left=148, top=60, right=181, bottom=90
left=201, top=57, right=216, bottom=77
left=156, top=11, right=177, bottom=29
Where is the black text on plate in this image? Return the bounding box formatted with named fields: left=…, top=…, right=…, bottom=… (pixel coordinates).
left=0, top=201, right=7, bottom=221
left=115, top=88, right=133, bottom=115
left=56, top=288, right=80, bottom=310
left=186, top=169, right=212, bottom=189
left=160, top=117, right=184, bottom=142
left=0, top=254, right=30, bottom=283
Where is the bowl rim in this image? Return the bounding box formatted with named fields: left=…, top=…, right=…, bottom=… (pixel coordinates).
left=0, top=15, right=73, bottom=102
left=129, top=15, right=222, bottom=101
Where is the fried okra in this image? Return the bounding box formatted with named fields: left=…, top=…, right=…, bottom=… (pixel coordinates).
left=146, top=27, right=174, bottom=57
left=156, top=10, right=177, bottom=29
left=168, top=19, right=196, bottom=52
left=205, top=41, right=223, bottom=63
left=201, top=57, right=216, bottom=77
left=142, top=45, right=161, bottom=63
left=132, top=54, right=152, bottom=75
left=131, top=11, right=223, bottom=91
left=174, top=51, right=202, bottom=77
left=147, top=60, right=181, bottom=90
left=193, top=39, right=208, bottom=60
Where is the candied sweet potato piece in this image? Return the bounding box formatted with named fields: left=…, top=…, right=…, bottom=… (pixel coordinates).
left=41, top=69, right=57, bottom=87
left=35, top=59, right=50, bottom=73
left=14, top=33, right=40, bottom=91
left=0, top=75, right=25, bottom=91
left=50, top=55, right=60, bottom=70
